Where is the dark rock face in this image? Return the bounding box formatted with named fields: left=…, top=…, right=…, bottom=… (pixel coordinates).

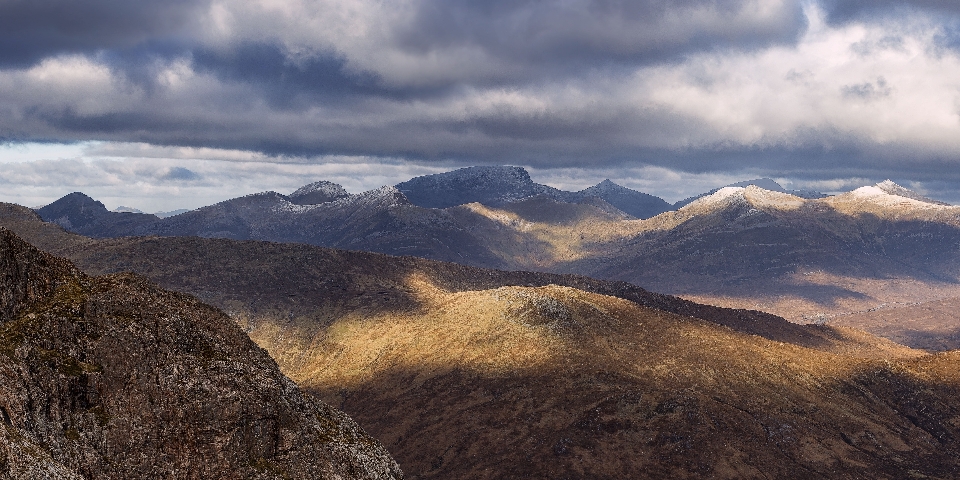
left=0, top=228, right=403, bottom=479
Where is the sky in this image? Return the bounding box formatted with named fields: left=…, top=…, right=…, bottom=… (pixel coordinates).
left=3, top=0, right=960, bottom=211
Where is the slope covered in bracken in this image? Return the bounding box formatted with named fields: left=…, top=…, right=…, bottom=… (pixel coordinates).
left=0, top=227, right=402, bottom=479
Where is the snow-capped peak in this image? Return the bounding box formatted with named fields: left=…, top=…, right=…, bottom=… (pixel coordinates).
left=848, top=181, right=951, bottom=206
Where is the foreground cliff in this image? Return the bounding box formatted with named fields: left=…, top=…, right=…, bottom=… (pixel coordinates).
left=0, top=228, right=402, bottom=479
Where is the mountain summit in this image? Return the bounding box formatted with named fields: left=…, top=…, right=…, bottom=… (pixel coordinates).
left=874, top=180, right=951, bottom=205
left=396, top=165, right=670, bottom=218
left=396, top=165, right=562, bottom=208
left=288, top=180, right=353, bottom=205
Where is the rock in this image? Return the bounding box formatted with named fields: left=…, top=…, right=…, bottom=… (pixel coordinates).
left=0, top=228, right=403, bottom=479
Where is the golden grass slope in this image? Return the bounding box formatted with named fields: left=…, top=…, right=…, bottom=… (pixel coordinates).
left=247, top=278, right=960, bottom=479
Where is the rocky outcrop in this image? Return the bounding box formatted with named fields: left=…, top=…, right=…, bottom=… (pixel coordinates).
left=0, top=228, right=403, bottom=479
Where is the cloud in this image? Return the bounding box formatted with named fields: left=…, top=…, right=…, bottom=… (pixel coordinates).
left=0, top=0, right=207, bottom=68
left=1, top=0, right=960, bottom=200
left=0, top=146, right=454, bottom=211
left=823, top=0, right=960, bottom=23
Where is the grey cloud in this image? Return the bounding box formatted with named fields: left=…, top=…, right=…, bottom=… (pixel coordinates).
left=394, top=0, right=807, bottom=79
left=161, top=166, right=200, bottom=181
left=189, top=43, right=394, bottom=108
left=0, top=0, right=207, bottom=68
left=824, top=0, right=960, bottom=23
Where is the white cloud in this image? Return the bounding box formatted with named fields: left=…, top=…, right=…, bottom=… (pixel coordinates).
left=629, top=4, right=960, bottom=153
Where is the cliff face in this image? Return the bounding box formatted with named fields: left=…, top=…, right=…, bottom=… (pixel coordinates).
left=0, top=228, right=403, bottom=479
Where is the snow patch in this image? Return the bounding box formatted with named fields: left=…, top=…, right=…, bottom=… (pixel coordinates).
left=682, top=187, right=746, bottom=210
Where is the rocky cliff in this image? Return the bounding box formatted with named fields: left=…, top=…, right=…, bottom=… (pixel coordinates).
left=0, top=228, right=403, bottom=479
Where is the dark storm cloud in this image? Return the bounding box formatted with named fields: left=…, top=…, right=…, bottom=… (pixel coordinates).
left=190, top=43, right=389, bottom=108
left=394, top=0, right=807, bottom=76
left=0, top=0, right=206, bottom=68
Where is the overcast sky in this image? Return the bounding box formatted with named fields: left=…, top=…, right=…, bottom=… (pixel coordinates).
left=2, top=0, right=960, bottom=211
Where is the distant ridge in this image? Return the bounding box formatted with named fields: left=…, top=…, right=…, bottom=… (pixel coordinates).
left=396, top=165, right=670, bottom=218
left=35, top=192, right=159, bottom=237
left=112, top=205, right=144, bottom=214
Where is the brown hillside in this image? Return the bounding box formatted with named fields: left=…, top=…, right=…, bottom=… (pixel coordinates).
left=254, top=280, right=960, bottom=479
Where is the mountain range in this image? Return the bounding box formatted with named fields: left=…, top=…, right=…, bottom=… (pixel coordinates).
left=30, top=166, right=960, bottom=350
left=7, top=204, right=960, bottom=478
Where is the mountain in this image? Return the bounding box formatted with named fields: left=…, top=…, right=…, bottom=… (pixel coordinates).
left=395, top=165, right=571, bottom=208
left=0, top=227, right=402, bottom=478
left=673, top=178, right=826, bottom=208
left=396, top=166, right=671, bottom=219
left=154, top=208, right=190, bottom=218
left=35, top=192, right=160, bottom=238
left=570, top=183, right=960, bottom=344
left=7, top=210, right=960, bottom=478
left=153, top=186, right=507, bottom=268
left=874, top=180, right=952, bottom=205
left=577, top=179, right=672, bottom=219
left=111, top=205, right=143, bottom=214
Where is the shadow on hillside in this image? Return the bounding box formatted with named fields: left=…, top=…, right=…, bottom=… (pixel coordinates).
left=872, top=326, right=960, bottom=352
left=303, top=356, right=960, bottom=480
left=0, top=207, right=907, bottom=354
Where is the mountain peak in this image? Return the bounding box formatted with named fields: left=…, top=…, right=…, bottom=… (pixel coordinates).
left=289, top=180, right=351, bottom=205
left=577, top=180, right=671, bottom=219
left=585, top=179, right=625, bottom=192
left=396, top=165, right=544, bottom=208
left=727, top=178, right=785, bottom=192
left=873, top=180, right=951, bottom=205
left=35, top=192, right=110, bottom=231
